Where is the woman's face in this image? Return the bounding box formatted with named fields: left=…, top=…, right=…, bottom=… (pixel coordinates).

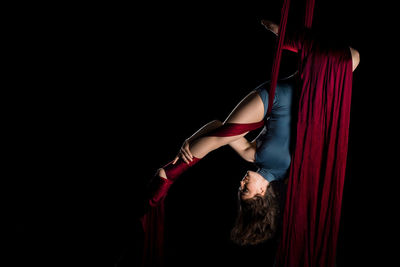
left=239, top=170, right=269, bottom=200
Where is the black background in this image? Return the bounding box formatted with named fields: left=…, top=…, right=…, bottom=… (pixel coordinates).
left=7, top=1, right=398, bottom=266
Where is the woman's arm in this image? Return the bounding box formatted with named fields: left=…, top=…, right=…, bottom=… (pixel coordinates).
left=229, top=137, right=256, bottom=162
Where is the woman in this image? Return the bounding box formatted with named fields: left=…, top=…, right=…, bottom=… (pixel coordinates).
left=150, top=19, right=360, bottom=246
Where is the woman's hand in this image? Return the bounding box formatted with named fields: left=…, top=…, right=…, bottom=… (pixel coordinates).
left=172, top=139, right=194, bottom=164
left=261, top=19, right=279, bottom=35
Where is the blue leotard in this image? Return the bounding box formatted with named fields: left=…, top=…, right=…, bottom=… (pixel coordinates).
left=253, top=77, right=296, bottom=182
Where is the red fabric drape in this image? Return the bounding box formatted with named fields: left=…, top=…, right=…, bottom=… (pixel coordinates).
left=268, top=0, right=314, bottom=114
left=304, top=0, right=315, bottom=28
left=140, top=121, right=264, bottom=267
left=140, top=157, right=200, bottom=267
left=267, top=0, right=291, bottom=117
left=140, top=199, right=166, bottom=267
left=268, top=0, right=354, bottom=265
left=275, top=31, right=353, bottom=267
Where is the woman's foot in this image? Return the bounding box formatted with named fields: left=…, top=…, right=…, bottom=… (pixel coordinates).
left=156, top=168, right=167, bottom=179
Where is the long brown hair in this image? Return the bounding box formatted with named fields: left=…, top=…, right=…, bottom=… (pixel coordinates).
left=230, top=180, right=286, bottom=246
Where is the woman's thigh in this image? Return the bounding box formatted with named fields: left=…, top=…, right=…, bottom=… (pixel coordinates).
left=224, top=90, right=265, bottom=124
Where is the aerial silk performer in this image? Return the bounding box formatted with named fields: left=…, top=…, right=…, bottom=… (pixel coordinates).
left=140, top=74, right=300, bottom=266
left=139, top=81, right=289, bottom=266
left=139, top=0, right=360, bottom=265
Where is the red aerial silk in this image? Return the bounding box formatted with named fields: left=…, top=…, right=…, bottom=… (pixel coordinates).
left=140, top=121, right=264, bottom=267
left=303, top=0, right=315, bottom=28
left=267, top=0, right=291, bottom=117
left=140, top=158, right=200, bottom=267
left=268, top=0, right=314, bottom=117
left=267, top=0, right=353, bottom=265
left=274, top=28, right=353, bottom=267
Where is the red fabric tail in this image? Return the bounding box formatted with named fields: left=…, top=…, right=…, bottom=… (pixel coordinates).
left=140, top=201, right=166, bottom=267
left=140, top=158, right=199, bottom=267
left=146, top=176, right=173, bottom=207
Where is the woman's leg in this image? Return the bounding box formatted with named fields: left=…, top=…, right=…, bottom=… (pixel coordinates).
left=158, top=90, right=264, bottom=179
left=188, top=90, right=265, bottom=158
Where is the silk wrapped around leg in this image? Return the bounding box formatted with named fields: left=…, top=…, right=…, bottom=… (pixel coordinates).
left=140, top=120, right=264, bottom=266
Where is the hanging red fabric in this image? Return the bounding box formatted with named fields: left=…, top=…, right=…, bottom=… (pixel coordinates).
left=266, top=0, right=291, bottom=117
left=275, top=30, right=353, bottom=266
left=267, top=0, right=314, bottom=117
left=304, top=0, right=315, bottom=28
left=271, top=0, right=354, bottom=265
